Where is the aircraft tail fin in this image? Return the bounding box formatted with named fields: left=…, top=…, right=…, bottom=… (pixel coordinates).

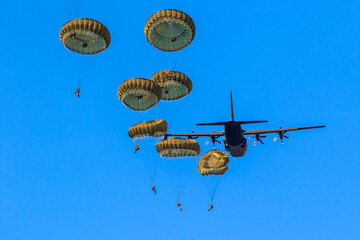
left=230, top=90, right=234, bottom=121
left=196, top=91, right=268, bottom=126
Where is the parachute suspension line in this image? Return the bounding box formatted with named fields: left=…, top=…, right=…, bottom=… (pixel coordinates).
left=211, top=176, right=222, bottom=202
left=155, top=100, right=185, bottom=131
left=62, top=51, right=83, bottom=90
left=133, top=138, right=151, bottom=183
left=72, top=0, right=77, bottom=17
left=163, top=156, right=194, bottom=202
left=165, top=156, right=181, bottom=200
left=154, top=103, right=176, bottom=131
left=62, top=0, right=84, bottom=19
left=143, top=155, right=155, bottom=183
left=73, top=0, right=84, bottom=17
left=178, top=170, right=191, bottom=201
left=151, top=149, right=160, bottom=185
left=170, top=50, right=185, bottom=71
left=147, top=138, right=160, bottom=185
left=78, top=54, right=101, bottom=89
left=203, top=175, right=222, bottom=203
left=135, top=137, right=159, bottom=186
left=142, top=139, right=155, bottom=183
left=63, top=50, right=78, bottom=89
left=155, top=50, right=183, bottom=73
left=172, top=161, right=185, bottom=201
left=63, top=0, right=72, bottom=18
left=76, top=54, right=85, bottom=88
left=166, top=99, right=185, bottom=135
left=62, top=0, right=72, bottom=19
left=179, top=156, right=197, bottom=201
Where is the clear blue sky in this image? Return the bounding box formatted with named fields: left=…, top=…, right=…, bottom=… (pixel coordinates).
left=1, top=0, right=360, bottom=239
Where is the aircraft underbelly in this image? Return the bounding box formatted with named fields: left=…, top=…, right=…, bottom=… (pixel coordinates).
left=228, top=138, right=248, bottom=157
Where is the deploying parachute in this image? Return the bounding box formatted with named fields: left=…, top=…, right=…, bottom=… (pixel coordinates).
left=145, top=9, right=196, bottom=52
left=118, top=78, right=162, bottom=111
left=129, top=120, right=168, bottom=194
left=60, top=18, right=111, bottom=55
left=150, top=70, right=192, bottom=100
left=198, top=150, right=229, bottom=211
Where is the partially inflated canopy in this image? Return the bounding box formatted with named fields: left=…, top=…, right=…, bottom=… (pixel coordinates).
left=198, top=150, right=229, bottom=176
left=60, top=18, right=111, bottom=54
left=144, top=9, right=195, bottom=52
left=150, top=70, right=192, bottom=100
left=128, top=120, right=168, bottom=138
left=156, top=138, right=200, bottom=157
left=118, top=78, right=162, bottom=111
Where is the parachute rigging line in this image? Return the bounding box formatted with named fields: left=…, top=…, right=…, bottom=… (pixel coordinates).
left=203, top=175, right=222, bottom=203
left=62, top=0, right=84, bottom=19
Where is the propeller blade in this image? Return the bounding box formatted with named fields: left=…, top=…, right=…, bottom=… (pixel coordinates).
left=213, top=142, right=216, bottom=148
left=206, top=140, right=211, bottom=145
left=216, top=140, right=221, bottom=144
left=283, top=135, right=290, bottom=139
left=281, top=138, right=284, bottom=144
left=260, top=139, right=264, bottom=144
left=274, top=136, right=279, bottom=141
left=254, top=140, right=257, bottom=146
left=260, top=136, right=267, bottom=138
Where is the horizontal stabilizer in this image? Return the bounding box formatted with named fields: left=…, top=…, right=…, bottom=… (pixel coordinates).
left=197, top=121, right=268, bottom=126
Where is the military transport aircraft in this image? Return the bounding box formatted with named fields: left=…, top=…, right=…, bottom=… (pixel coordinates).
left=164, top=91, right=325, bottom=157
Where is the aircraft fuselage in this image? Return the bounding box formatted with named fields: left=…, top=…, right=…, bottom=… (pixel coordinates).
left=224, top=123, right=248, bottom=157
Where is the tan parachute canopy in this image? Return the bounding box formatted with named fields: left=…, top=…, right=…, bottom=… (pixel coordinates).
left=150, top=70, right=192, bottom=100
left=128, top=120, right=168, bottom=139
left=144, top=9, right=196, bottom=52
left=156, top=138, right=200, bottom=157
left=60, top=18, right=111, bottom=54
left=198, top=150, right=229, bottom=176
left=118, top=78, right=162, bottom=111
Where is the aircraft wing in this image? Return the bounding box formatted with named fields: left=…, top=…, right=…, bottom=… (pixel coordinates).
left=165, top=131, right=225, bottom=138
left=243, top=125, right=325, bottom=135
